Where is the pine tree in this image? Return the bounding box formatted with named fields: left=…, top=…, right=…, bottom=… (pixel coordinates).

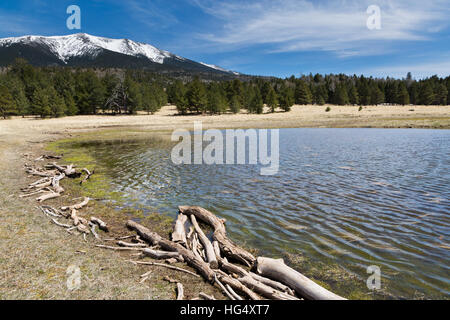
left=31, top=87, right=51, bottom=118
left=172, top=80, right=189, bottom=115
left=335, top=85, right=350, bottom=105
left=419, top=83, right=434, bottom=105
left=187, top=78, right=207, bottom=113
left=266, top=86, right=278, bottom=113
left=207, top=84, right=227, bottom=114
left=295, top=81, right=312, bottom=105
left=348, top=85, right=359, bottom=105
left=434, top=84, right=448, bottom=105
left=0, top=85, right=17, bottom=119
left=249, top=87, right=263, bottom=114
left=396, top=83, right=410, bottom=105
left=279, top=85, right=294, bottom=112
left=229, top=95, right=241, bottom=114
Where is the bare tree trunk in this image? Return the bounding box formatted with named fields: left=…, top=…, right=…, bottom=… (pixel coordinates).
left=255, top=257, right=346, bottom=300
left=171, top=213, right=187, bottom=245
left=190, top=215, right=218, bottom=269
left=179, top=206, right=255, bottom=267
left=126, top=220, right=215, bottom=282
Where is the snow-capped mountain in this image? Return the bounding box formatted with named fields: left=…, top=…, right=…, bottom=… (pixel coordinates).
left=0, top=33, right=238, bottom=76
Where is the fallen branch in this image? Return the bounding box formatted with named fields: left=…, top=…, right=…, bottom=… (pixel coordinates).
left=176, top=282, right=184, bottom=300
left=142, top=248, right=183, bottom=261
left=126, top=220, right=215, bottom=282
left=256, top=257, right=346, bottom=300
left=80, top=168, right=95, bottom=185
left=179, top=206, right=255, bottom=267
left=61, top=197, right=89, bottom=211
left=128, top=260, right=201, bottom=278
left=90, top=217, right=108, bottom=232
left=172, top=213, right=188, bottom=245
left=190, top=215, right=218, bottom=269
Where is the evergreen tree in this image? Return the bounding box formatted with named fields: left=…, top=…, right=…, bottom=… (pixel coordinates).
left=172, top=80, right=189, bottom=115
left=279, top=85, right=294, bottom=112
left=348, top=85, right=359, bottom=105
left=249, top=87, right=263, bottom=114
left=266, top=86, right=278, bottom=112
left=31, top=87, right=51, bottom=117
left=396, top=83, right=410, bottom=105
left=229, top=95, right=241, bottom=114
left=419, top=83, right=434, bottom=105
left=187, top=78, right=207, bottom=113
left=434, top=84, right=448, bottom=105
left=334, top=85, right=350, bottom=105
left=0, top=85, right=17, bottom=119
left=295, top=81, right=312, bottom=105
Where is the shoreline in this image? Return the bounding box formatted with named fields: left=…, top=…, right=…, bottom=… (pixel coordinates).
left=0, top=105, right=449, bottom=299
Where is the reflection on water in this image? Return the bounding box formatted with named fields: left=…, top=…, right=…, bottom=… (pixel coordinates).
left=82, top=128, right=450, bottom=299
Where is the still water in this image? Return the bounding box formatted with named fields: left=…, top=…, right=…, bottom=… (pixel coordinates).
left=83, top=128, right=449, bottom=299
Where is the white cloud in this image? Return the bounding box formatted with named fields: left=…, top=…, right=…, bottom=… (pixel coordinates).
left=363, top=57, right=450, bottom=79
left=192, top=0, right=450, bottom=57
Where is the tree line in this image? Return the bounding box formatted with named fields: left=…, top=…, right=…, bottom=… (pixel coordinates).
left=0, top=59, right=449, bottom=119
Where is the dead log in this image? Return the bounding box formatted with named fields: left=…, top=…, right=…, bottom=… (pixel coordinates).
left=179, top=206, right=255, bottom=267
left=226, top=284, right=243, bottom=300
left=95, top=244, right=144, bottom=251
left=214, top=275, right=235, bottom=300
left=128, top=260, right=201, bottom=278
left=176, top=282, right=184, bottom=300
left=238, top=275, right=300, bottom=300
left=61, top=197, right=89, bottom=211
left=212, top=241, right=221, bottom=260
left=80, top=168, right=95, bottom=185
left=89, top=223, right=101, bottom=240
left=51, top=173, right=65, bottom=194
left=249, top=271, right=295, bottom=296
left=199, top=292, right=216, bottom=300
left=49, top=162, right=80, bottom=178
left=141, top=248, right=184, bottom=261
left=256, top=257, right=346, bottom=300
left=190, top=215, right=218, bottom=269
left=171, top=213, right=187, bottom=244
left=90, top=217, right=108, bottom=232
left=36, top=192, right=60, bottom=202
left=126, top=220, right=215, bottom=282
left=117, top=241, right=147, bottom=248
left=219, top=275, right=261, bottom=300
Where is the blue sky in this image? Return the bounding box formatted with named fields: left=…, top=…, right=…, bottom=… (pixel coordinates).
left=1, top=0, right=449, bottom=79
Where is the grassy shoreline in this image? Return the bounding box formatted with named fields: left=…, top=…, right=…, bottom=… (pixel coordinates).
left=1, top=105, right=448, bottom=299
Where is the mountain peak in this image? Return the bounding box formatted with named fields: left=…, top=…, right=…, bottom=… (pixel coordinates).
left=0, top=33, right=239, bottom=76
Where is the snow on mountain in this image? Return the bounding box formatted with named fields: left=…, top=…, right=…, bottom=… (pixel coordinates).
left=199, top=62, right=240, bottom=75
left=0, top=33, right=175, bottom=64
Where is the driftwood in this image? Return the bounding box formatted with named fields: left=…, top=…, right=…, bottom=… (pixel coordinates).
left=90, top=217, right=108, bottom=232
left=80, top=168, right=95, bottom=185
left=126, top=220, right=215, bottom=282
left=249, top=271, right=296, bottom=296
left=142, top=248, right=184, bottom=261
left=117, top=241, right=147, bottom=248
left=219, top=275, right=261, bottom=300
left=36, top=192, right=61, bottom=202
left=51, top=173, right=65, bottom=194
left=214, top=275, right=236, bottom=300
left=49, top=163, right=80, bottom=178
left=238, top=275, right=300, bottom=300
left=226, top=284, right=243, bottom=300
left=179, top=206, right=255, bottom=267
left=176, top=282, right=184, bottom=300
left=199, top=292, right=216, bottom=300
left=95, top=244, right=144, bottom=251
left=256, top=257, right=346, bottom=300
left=61, top=197, right=89, bottom=211
left=190, top=215, right=218, bottom=269
left=172, top=213, right=187, bottom=244
left=128, top=260, right=201, bottom=278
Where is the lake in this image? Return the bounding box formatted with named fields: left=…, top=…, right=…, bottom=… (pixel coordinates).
left=81, top=128, right=450, bottom=299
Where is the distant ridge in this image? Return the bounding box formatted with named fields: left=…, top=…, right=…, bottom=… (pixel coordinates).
left=0, top=33, right=240, bottom=76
